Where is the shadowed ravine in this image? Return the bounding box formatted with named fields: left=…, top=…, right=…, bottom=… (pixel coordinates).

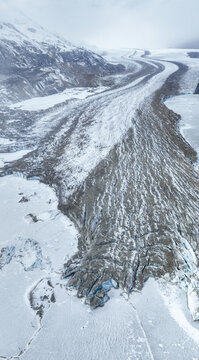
left=3, top=58, right=199, bottom=308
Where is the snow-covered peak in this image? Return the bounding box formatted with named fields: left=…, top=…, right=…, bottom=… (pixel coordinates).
left=0, top=12, right=125, bottom=104
left=0, top=10, right=76, bottom=52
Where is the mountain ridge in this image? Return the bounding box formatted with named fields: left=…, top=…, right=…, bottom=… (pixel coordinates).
left=0, top=15, right=125, bottom=104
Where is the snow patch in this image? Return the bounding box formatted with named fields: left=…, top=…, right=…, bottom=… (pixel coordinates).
left=159, top=280, right=199, bottom=345
left=0, top=149, right=32, bottom=167
left=165, top=94, right=199, bottom=158
left=188, top=280, right=199, bottom=321
left=9, top=87, right=107, bottom=111
left=0, top=137, right=14, bottom=145
left=0, top=174, right=78, bottom=357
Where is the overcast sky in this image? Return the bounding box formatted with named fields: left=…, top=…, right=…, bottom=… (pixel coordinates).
left=0, top=0, right=198, bottom=49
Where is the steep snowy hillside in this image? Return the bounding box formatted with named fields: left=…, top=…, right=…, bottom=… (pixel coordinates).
left=0, top=13, right=124, bottom=103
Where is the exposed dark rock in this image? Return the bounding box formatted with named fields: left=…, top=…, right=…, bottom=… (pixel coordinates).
left=19, top=196, right=29, bottom=203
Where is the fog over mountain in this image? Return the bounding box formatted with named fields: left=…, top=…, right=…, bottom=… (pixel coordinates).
left=0, top=0, right=199, bottom=49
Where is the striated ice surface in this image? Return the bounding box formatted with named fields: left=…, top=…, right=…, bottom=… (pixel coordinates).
left=1, top=41, right=199, bottom=358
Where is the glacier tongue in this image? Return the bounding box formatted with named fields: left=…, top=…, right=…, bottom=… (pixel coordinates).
left=1, top=16, right=199, bottom=357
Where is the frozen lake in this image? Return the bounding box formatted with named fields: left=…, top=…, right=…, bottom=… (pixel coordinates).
left=165, top=94, right=199, bottom=157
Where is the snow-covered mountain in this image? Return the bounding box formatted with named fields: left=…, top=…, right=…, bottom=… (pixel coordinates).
left=0, top=13, right=124, bottom=103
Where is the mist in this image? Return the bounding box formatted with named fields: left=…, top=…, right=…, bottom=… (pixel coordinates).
left=0, top=0, right=198, bottom=49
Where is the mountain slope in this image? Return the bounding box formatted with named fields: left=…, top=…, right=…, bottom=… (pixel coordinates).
left=0, top=14, right=124, bottom=103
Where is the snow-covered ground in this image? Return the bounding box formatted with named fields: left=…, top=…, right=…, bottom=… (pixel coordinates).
left=0, top=149, right=32, bottom=168
left=0, top=174, right=78, bottom=358
left=165, top=94, right=199, bottom=157
left=16, top=279, right=199, bottom=360
left=0, top=137, right=14, bottom=146
left=0, top=174, right=199, bottom=359
left=150, top=49, right=199, bottom=93
left=99, top=48, right=145, bottom=68
left=1, top=47, right=199, bottom=359
left=9, top=86, right=107, bottom=111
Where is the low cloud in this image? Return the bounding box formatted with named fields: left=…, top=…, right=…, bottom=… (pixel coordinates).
left=0, top=0, right=198, bottom=49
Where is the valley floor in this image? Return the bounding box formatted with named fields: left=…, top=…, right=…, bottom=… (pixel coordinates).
left=0, top=175, right=199, bottom=360
left=1, top=49, right=199, bottom=359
